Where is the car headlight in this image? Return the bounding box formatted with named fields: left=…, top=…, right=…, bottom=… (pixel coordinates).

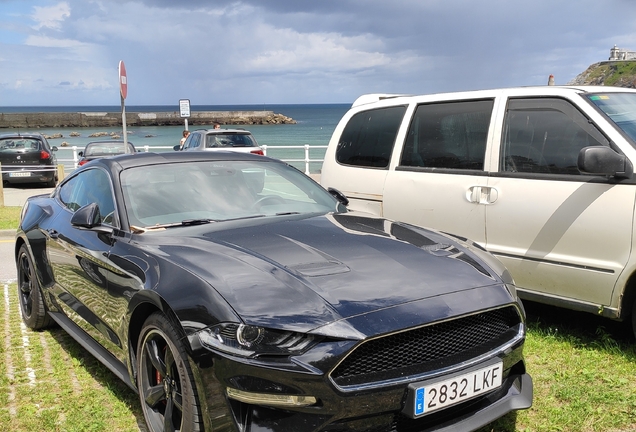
left=198, top=323, right=319, bottom=358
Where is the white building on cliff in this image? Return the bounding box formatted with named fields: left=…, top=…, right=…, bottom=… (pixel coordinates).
left=609, top=45, right=636, bottom=61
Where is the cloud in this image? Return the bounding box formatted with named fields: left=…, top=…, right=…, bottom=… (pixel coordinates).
left=24, top=34, right=85, bottom=48
left=31, top=1, right=70, bottom=30
left=2, top=0, right=636, bottom=105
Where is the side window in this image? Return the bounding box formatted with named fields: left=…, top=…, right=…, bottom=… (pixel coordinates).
left=400, top=100, right=493, bottom=170
left=502, top=98, right=609, bottom=175
left=189, top=133, right=201, bottom=150
left=336, top=105, right=407, bottom=168
left=59, top=175, right=82, bottom=211
left=58, top=169, right=117, bottom=225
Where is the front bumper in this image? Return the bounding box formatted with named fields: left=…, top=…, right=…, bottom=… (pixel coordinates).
left=191, top=339, right=531, bottom=432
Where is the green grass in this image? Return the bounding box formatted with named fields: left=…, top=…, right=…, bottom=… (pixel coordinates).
left=605, top=62, right=636, bottom=86
left=0, top=206, right=21, bottom=230
left=2, top=282, right=636, bottom=431
left=1, top=283, right=143, bottom=431
left=480, top=302, right=636, bottom=431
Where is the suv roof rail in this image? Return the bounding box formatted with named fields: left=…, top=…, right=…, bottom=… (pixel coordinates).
left=351, top=94, right=410, bottom=108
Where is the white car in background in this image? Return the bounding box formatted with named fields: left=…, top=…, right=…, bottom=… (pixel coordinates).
left=176, top=128, right=264, bottom=155
left=320, top=86, right=636, bottom=337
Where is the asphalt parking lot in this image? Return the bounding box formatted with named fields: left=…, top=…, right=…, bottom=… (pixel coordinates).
left=1, top=184, right=54, bottom=283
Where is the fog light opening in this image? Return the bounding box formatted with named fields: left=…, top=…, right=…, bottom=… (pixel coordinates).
left=226, top=387, right=317, bottom=407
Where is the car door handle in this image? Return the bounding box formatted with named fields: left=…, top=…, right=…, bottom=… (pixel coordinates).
left=466, top=186, right=498, bottom=205
left=47, top=229, right=59, bottom=239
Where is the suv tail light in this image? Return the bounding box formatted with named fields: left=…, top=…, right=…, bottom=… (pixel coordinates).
left=251, top=149, right=265, bottom=156
left=40, top=150, right=51, bottom=160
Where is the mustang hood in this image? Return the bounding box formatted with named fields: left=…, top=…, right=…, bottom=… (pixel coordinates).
left=149, top=213, right=508, bottom=334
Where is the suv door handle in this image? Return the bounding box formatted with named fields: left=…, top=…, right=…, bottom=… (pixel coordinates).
left=466, top=186, right=498, bottom=204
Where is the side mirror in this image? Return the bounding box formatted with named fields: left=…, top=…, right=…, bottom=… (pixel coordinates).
left=51, top=146, right=58, bottom=152
left=78, top=151, right=84, bottom=157
left=578, top=146, right=633, bottom=179
left=327, top=187, right=349, bottom=206
left=173, top=145, right=181, bottom=151
left=71, top=203, right=102, bottom=228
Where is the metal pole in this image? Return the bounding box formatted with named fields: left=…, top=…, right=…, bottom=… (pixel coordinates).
left=185, top=118, right=189, bottom=131
left=121, top=95, right=129, bottom=153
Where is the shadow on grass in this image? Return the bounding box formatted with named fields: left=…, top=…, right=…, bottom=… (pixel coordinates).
left=478, top=300, right=636, bottom=432
left=46, top=326, right=147, bottom=431
left=523, top=299, right=636, bottom=351
left=37, top=300, right=636, bottom=432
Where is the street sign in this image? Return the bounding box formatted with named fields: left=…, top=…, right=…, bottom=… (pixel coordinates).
left=179, top=99, right=191, bottom=118
left=119, top=61, right=127, bottom=100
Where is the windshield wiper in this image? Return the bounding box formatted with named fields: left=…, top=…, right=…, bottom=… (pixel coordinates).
left=275, top=211, right=301, bottom=216
left=182, top=219, right=215, bottom=226
left=222, top=214, right=266, bottom=222
left=136, top=219, right=216, bottom=231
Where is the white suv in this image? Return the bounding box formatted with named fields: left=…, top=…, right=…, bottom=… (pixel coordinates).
left=321, top=86, right=636, bottom=335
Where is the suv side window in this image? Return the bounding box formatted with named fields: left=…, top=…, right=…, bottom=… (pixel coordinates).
left=400, top=100, right=493, bottom=170
left=501, top=98, right=609, bottom=175
left=59, top=168, right=117, bottom=225
left=336, top=105, right=406, bottom=168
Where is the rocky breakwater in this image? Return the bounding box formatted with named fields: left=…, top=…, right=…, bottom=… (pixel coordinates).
left=0, top=110, right=296, bottom=128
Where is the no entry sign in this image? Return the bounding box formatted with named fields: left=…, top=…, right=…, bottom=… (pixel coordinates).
left=119, top=61, right=127, bottom=100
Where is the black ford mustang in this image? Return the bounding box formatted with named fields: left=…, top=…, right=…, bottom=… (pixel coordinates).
left=15, top=152, right=532, bottom=432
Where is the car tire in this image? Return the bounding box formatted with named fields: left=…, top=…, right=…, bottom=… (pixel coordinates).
left=45, top=176, right=56, bottom=188
left=137, top=312, right=203, bottom=432
left=17, top=244, right=53, bottom=330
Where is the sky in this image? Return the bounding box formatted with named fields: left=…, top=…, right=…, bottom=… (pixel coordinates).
left=1, top=0, right=636, bottom=106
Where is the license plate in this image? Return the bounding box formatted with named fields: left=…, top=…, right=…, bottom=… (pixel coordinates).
left=407, top=361, right=503, bottom=417
left=9, top=172, right=31, bottom=177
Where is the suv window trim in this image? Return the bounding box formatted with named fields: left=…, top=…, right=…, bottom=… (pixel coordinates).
left=335, top=105, right=407, bottom=169
left=501, top=96, right=612, bottom=177
left=399, top=98, right=494, bottom=171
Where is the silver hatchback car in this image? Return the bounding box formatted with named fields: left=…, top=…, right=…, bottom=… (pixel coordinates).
left=176, top=128, right=264, bottom=155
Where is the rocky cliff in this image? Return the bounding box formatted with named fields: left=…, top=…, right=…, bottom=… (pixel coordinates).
left=568, top=61, right=636, bottom=87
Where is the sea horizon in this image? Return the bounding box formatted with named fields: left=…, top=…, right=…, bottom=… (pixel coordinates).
left=0, top=103, right=351, bottom=113
left=0, top=104, right=351, bottom=174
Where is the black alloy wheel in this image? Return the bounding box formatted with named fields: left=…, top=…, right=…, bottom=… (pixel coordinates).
left=137, top=312, right=202, bottom=432
left=17, top=244, right=53, bottom=330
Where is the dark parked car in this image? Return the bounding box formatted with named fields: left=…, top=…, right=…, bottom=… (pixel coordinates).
left=15, top=152, right=532, bottom=432
left=175, top=128, right=264, bottom=154
left=0, top=132, right=58, bottom=186
left=77, top=140, right=136, bottom=166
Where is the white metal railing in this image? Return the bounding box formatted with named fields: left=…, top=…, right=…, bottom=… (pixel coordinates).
left=48, top=144, right=327, bottom=175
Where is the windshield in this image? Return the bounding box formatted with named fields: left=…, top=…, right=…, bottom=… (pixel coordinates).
left=85, top=142, right=135, bottom=156
left=586, top=93, right=636, bottom=143
left=121, top=160, right=341, bottom=229
left=0, top=138, right=41, bottom=153
left=206, top=133, right=257, bottom=148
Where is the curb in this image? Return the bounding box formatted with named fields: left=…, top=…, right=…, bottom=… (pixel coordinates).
left=0, top=229, right=17, bottom=239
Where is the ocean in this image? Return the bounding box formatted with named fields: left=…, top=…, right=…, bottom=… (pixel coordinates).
left=0, top=104, right=351, bottom=173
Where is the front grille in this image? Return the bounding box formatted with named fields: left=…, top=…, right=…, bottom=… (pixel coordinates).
left=330, top=306, right=522, bottom=389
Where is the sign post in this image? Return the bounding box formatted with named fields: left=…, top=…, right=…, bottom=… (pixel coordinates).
left=119, top=61, right=129, bottom=153
left=179, top=99, right=191, bottom=131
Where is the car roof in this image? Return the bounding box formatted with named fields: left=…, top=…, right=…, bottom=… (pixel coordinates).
left=351, top=85, right=636, bottom=107
left=85, top=140, right=135, bottom=147
left=193, top=128, right=253, bottom=135
left=93, top=150, right=277, bottom=171
left=0, top=132, right=45, bottom=140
